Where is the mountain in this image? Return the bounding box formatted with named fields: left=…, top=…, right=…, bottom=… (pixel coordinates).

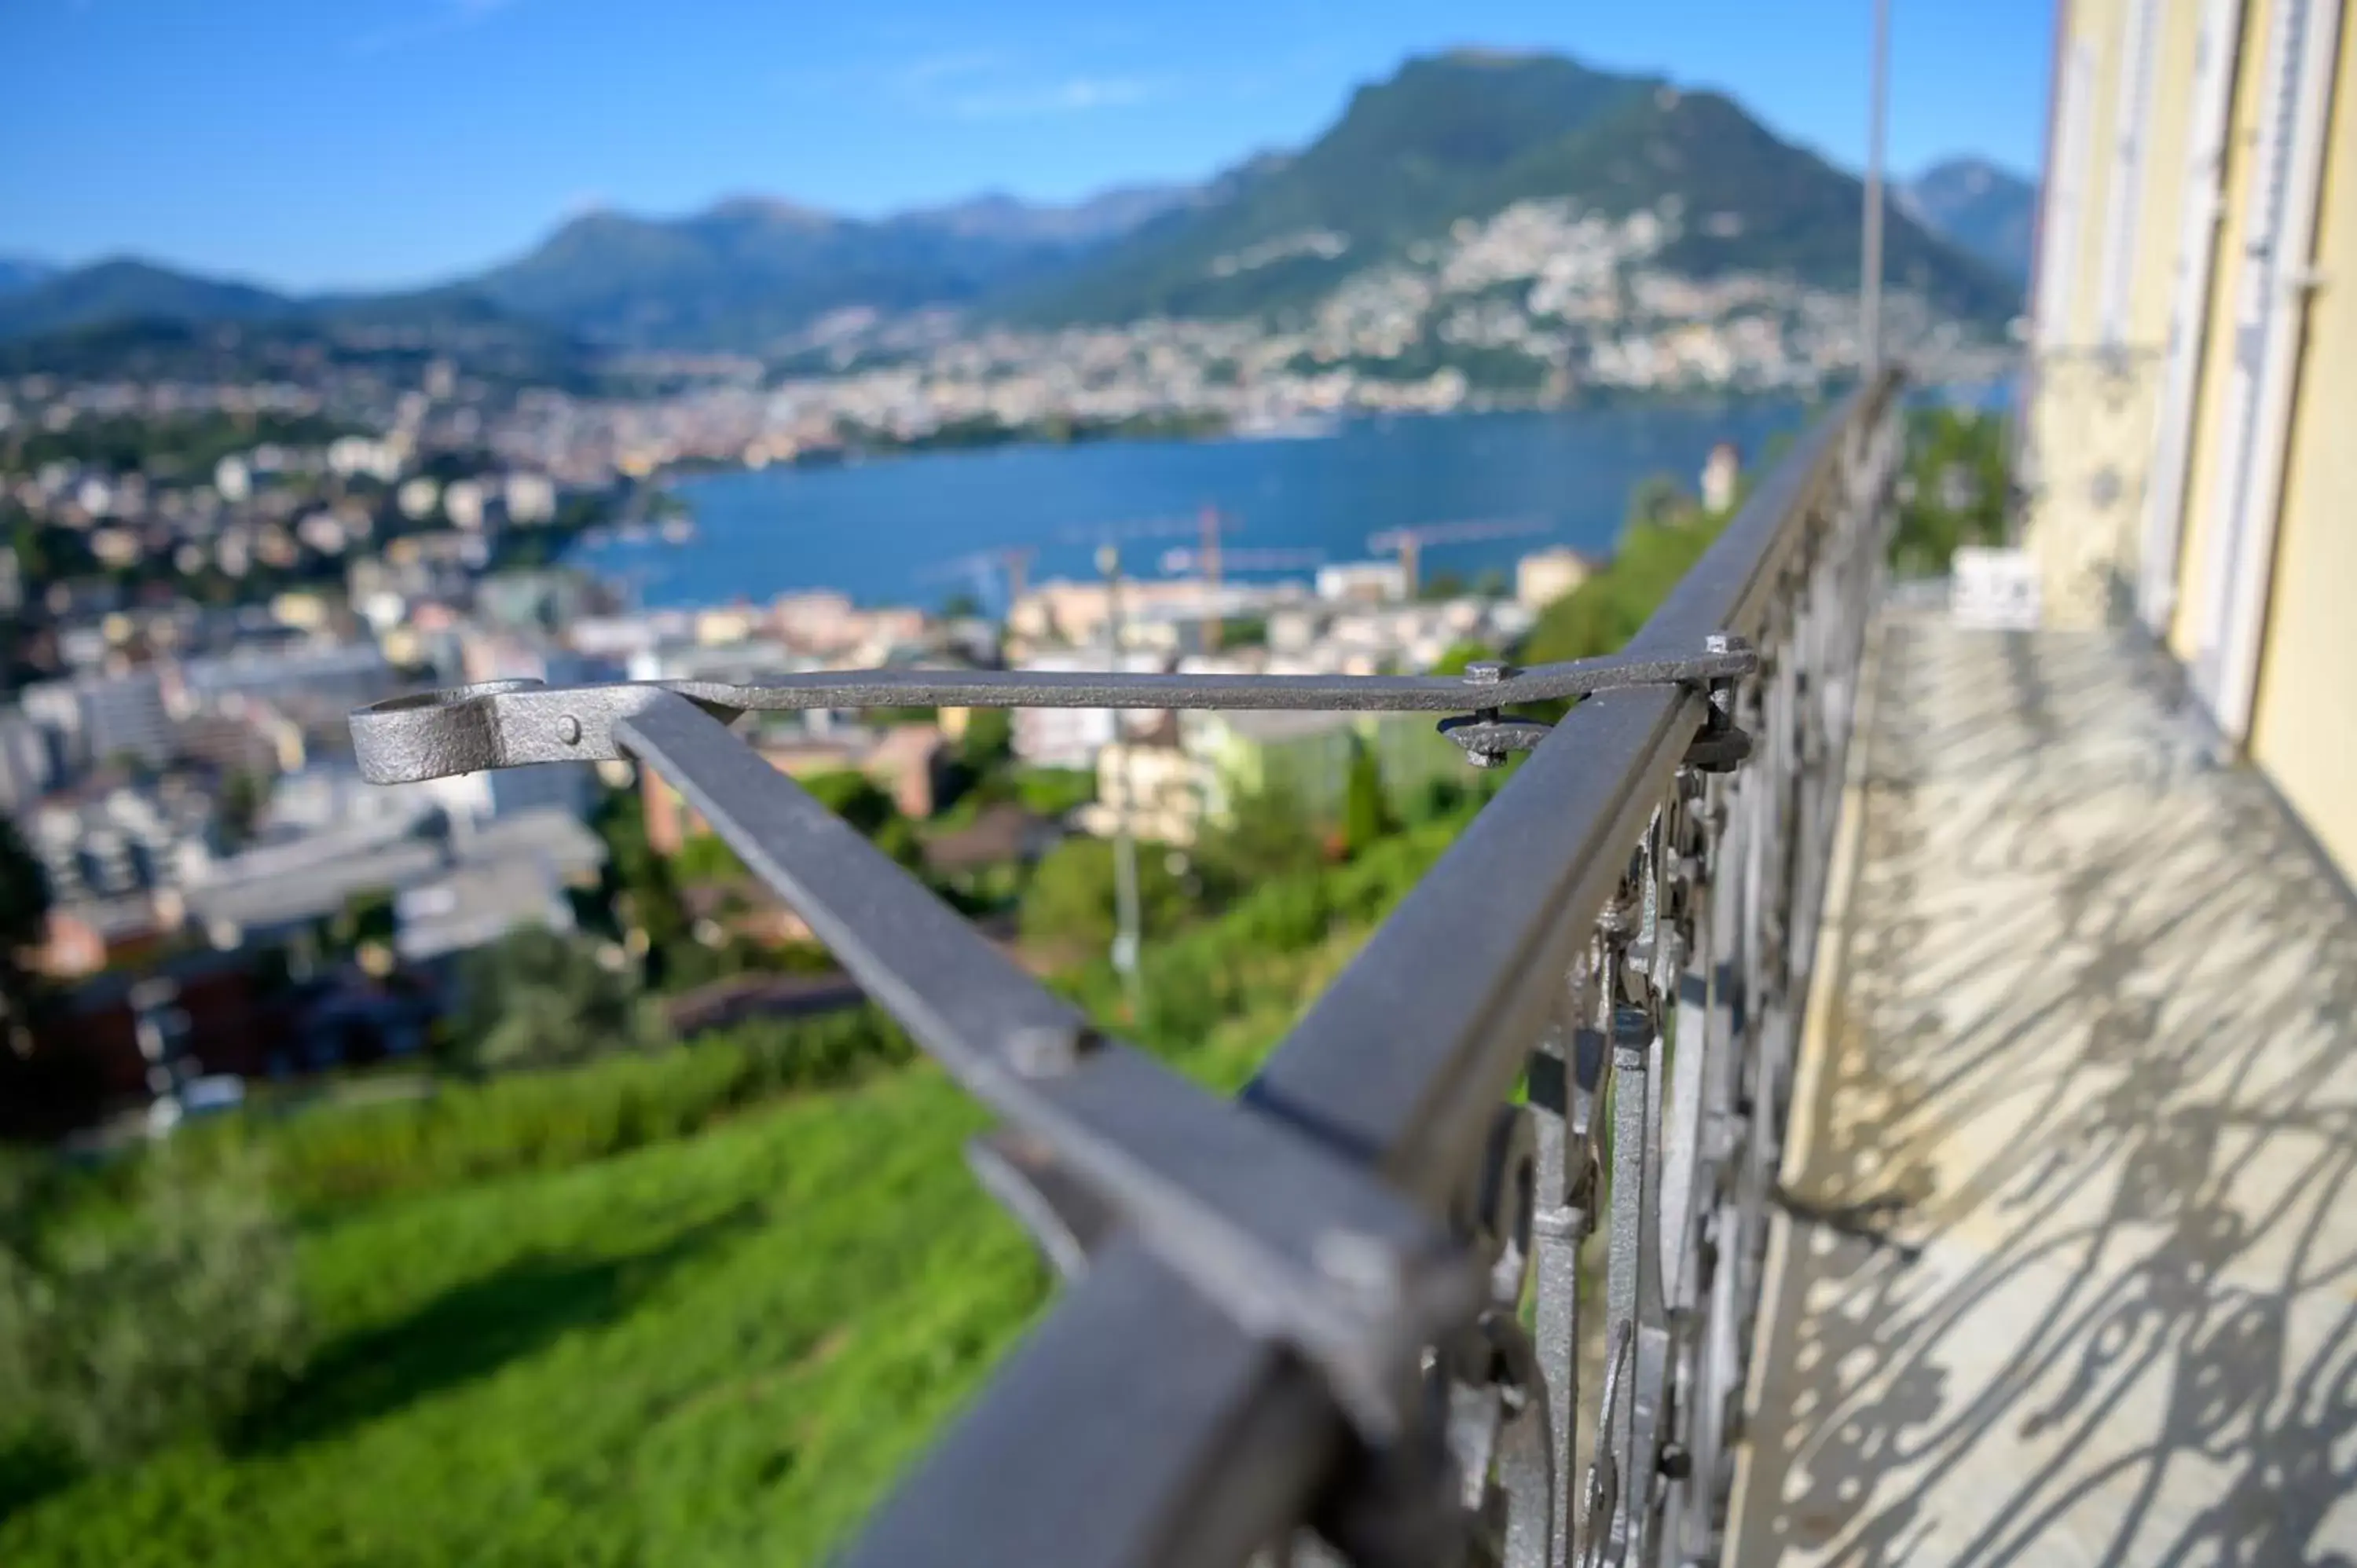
left=0, top=258, right=291, bottom=339
left=0, top=258, right=58, bottom=296
left=0, top=264, right=593, bottom=384
left=1904, top=158, right=2037, bottom=281
left=895, top=185, right=1199, bottom=245
left=0, top=53, right=2022, bottom=357
left=1480, top=89, right=2019, bottom=319
left=1027, top=57, right=2014, bottom=325
left=472, top=189, right=1187, bottom=349
left=0, top=185, right=1194, bottom=354
left=1013, top=51, right=1655, bottom=322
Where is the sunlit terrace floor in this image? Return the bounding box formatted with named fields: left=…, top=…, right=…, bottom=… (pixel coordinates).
left=1730, top=613, right=2357, bottom=1567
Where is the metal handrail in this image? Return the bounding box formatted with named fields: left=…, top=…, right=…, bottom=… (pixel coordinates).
left=350, top=369, right=1905, bottom=1567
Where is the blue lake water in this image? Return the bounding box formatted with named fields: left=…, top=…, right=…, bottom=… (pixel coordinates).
left=571, top=401, right=1820, bottom=612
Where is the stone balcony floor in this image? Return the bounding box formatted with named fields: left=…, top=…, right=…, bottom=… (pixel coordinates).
left=1730, top=614, right=2357, bottom=1567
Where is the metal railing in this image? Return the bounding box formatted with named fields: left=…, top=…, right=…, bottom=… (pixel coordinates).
left=350, top=372, right=1904, bottom=1567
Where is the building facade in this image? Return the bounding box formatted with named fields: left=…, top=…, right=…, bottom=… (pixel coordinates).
left=2023, top=0, right=2355, bottom=877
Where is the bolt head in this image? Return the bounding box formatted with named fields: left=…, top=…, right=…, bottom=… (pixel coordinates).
left=557, top=714, right=583, bottom=746
left=1463, top=660, right=1507, bottom=685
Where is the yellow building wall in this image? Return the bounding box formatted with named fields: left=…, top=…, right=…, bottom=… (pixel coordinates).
left=2069, top=0, right=2129, bottom=346
left=2126, top=5, right=2204, bottom=346
left=2168, top=0, right=2279, bottom=661
left=2246, top=20, right=2357, bottom=881
left=2024, top=0, right=2190, bottom=624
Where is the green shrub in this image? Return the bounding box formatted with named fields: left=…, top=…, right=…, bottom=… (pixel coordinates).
left=1890, top=406, right=2009, bottom=576
left=449, top=926, right=670, bottom=1074
left=179, top=1009, right=915, bottom=1213
left=1013, top=766, right=1096, bottom=818
left=0, top=1147, right=304, bottom=1467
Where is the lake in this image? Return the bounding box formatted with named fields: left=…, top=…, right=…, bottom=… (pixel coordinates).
left=570, top=400, right=1820, bottom=612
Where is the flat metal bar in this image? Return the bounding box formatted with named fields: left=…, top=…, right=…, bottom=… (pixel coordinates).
left=348, top=644, right=1757, bottom=782
left=613, top=691, right=1475, bottom=1434
left=669, top=643, right=1753, bottom=712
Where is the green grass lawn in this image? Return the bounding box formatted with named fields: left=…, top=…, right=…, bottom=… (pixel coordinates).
left=0, top=797, right=1455, bottom=1566
left=3, top=1068, right=1025, bottom=1566
left=0, top=970, right=1309, bottom=1567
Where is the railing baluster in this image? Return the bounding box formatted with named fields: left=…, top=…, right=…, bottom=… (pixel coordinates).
left=1519, top=962, right=1601, bottom=1568
left=346, top=372, right=1908, bottom=1568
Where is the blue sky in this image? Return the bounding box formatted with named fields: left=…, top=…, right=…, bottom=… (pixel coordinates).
left=0, top=0, right=2055, bottom=292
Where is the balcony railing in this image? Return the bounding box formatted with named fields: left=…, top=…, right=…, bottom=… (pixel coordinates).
left=350, top=371, right=1904, bottom=1567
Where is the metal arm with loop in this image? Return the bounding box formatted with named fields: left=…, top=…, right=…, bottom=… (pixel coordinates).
left=349, top=370, right=1905, bottom=1566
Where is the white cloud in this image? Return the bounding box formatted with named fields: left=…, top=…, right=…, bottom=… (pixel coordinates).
left=896, top=50, right=1012, bottom=90
left=874, top=49, right=1166, bottom=120
left=941, top=75, right=1161, bottom=119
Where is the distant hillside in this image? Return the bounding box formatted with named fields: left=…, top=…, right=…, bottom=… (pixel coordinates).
left=1486, top=90, right=2019, bottom=320
left=1025, top=57, right=2013, bottom=326
left=1013, top=51, right=1655, bottom=322
left=0, top=54, right=2022, bottom=360
left=472, top=192, right=1179, bottom=350
left=0, top=189, right=1192, bottom=356
left=0, top=271, right=594, bottom=386
left=896, top=185, right=1199, bottom=245
left=0, top=258, right=58, bottom=296
left=1904, top=157, right=2037, bottom=281
left=0, top=258, right=291, bottom=340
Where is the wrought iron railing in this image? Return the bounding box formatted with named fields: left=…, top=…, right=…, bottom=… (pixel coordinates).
left=350, top=371, right=1904, bottom=1567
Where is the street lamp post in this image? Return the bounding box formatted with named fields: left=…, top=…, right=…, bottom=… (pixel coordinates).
left=1098, top=544, right=1145, bottom=1024
left=1863, top=0, right=1891, bottom=369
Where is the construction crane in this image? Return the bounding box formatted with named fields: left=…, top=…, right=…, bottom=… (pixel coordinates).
left=1074, top=506, right=1254, bottom=649
left=1156, top=546, right=1325, bottom=575
left=1056, top=514, right=1208, bottom=547
left=1365, top=516, right=1549, bottom=598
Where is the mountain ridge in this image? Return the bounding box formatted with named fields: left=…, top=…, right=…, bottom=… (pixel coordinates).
left=1007, top=53, right=1659, bottom=324
left=0, top=258, right=59, bottom=296
left=1902, top=156, right=2038, bottom=280
left=0, top=51, right=2024, bottom=352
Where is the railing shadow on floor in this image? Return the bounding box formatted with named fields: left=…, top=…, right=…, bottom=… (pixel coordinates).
left=1734, top=616, right=2357, bottom=1568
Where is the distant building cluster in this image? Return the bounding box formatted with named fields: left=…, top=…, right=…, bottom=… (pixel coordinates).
left=0, top=191, right=1842, bottom=1135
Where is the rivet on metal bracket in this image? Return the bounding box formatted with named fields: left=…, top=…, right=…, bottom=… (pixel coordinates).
left=1441, top=659, right=1552, bottom=769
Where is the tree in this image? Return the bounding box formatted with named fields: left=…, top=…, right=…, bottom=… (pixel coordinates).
left=447, top=925, right=669, bottom=1074
left=0, top=1145, right=305, bottom=1466
left=1626, top=474, right=1695, bottom=532
left=216, top=768, right=269, bottom=852
left=1018, top=837, right=1191, bottom=951
left=1890, top=408, right=2010, bottom=577
left=0, top=816, right=52, bottom=1057
left=1193, top=778, right=1325, bottom=899
left=673, top=832, right=745, bottom=885
left=321, top=888, right=397, bottom=963
left=1428, top=639, right=1498, bottom=678
left=958, top=705, right=1014, bottom=775
left=1342, top=738, right=1394, bottom=858
left=801, top=771, right=926, bottom=872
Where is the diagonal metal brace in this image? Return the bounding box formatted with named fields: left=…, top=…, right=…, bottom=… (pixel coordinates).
left=595, top=690, right=1478, bottom=1438
left=346, top=639, right=1758, bottom=784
